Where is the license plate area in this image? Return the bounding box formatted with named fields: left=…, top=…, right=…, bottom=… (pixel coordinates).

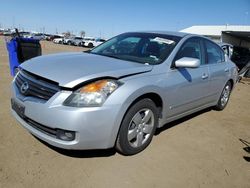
left=11, top=98, right=25, bottom=118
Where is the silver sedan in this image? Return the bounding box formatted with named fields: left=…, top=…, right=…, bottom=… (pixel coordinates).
left=11, top=31, right=238, bottom=155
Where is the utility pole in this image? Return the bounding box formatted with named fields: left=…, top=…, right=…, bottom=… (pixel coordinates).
left=12, top=16, right=15, bottom=29
left=245, top=11, right=249, bottom=25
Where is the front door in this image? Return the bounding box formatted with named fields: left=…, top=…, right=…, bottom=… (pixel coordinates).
left=164, top=37, right=210, bottom=118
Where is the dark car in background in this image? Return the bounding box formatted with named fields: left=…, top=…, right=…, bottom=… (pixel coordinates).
left=219, top=43, right=250, bottom=78
left=231, top=46, right=250, bottom=78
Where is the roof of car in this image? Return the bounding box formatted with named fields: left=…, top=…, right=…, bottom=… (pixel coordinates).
left=217, top=42, right=233, bottom=47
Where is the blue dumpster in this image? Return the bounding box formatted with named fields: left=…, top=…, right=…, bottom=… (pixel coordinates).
left=6, top=37, right=41, bottom=76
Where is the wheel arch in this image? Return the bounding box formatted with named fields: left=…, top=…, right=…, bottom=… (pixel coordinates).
left=112, top=91, right=163, bottom=142
left=113, top=92, right=164, bottom=150
left=228, top=79, right=234, bottom=89
left=126, top=93, right=163, bottom=119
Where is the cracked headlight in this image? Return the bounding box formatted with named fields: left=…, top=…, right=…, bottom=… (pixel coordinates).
left=63, top=79, right=121, bottom=107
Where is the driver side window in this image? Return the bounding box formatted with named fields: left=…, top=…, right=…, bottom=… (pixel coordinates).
left=101, top=37, right=140, bottom=55
left=176, top=38, right=203, bottom=64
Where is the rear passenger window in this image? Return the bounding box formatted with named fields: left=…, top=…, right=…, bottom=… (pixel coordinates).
left=205, top=40, right=225, bottom=64
left=175, top=38, right=204, bottom=65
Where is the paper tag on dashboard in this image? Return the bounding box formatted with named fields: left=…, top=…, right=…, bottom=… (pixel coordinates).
left=153, top=37, right=174, bottom=44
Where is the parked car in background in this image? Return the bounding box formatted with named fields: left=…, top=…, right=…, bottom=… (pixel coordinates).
left=47, top=35, right=62, bottom=41
left=27, top=33, right=45, bottom=40
left=219, top=43, right=250, bottom=78
left=44, top=34, right=52, bottom=41
left=11, top=31, right=238, bottom=155
left=218, top=43, right=233, bottom=59
left=231, top=46, right=250, bottom=69
left=53, top=37, right=64, bottom=44
left=231, top=46, right=250, bottom=78
left=0, top=28, right=10, bottom=36
left=63, top=37, right=81, bottom=45
left=18, top=32, right=30, bottom=38
left=3, top=30, right=12, bottom=36
left=80, top=37, right=95, bottom=46
left=84, top=38, right=106, bottom=48
left=71, top=37, right=84, bottom=46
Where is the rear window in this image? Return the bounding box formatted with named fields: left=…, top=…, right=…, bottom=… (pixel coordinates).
left=204, top=40, right=225, bottom=64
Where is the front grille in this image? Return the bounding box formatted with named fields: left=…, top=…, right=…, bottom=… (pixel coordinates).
left=15, top=70, right=60, bottom=100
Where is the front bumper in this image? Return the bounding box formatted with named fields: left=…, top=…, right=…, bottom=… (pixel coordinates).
left=11, top=83, right=123, bottom=150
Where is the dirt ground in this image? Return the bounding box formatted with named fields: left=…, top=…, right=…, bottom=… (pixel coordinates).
left=0, top=36, right=249, bottom=188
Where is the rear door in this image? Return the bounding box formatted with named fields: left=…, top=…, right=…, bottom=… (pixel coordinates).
left=203, top=39, right=229, bottom=101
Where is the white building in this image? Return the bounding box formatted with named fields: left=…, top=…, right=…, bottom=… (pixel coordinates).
left=180, top=25, right=250, bottom=48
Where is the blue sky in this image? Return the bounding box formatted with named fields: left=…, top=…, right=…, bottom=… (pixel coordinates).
left=0, top=0, right=249, bottom=38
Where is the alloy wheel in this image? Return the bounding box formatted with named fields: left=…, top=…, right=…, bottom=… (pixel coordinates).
left=220, top=85, right=230, bottom=107
left=127, top=108, right=155, bottom=148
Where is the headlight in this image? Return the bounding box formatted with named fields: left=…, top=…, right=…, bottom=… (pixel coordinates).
left=63, top=79, right=121, bottom=107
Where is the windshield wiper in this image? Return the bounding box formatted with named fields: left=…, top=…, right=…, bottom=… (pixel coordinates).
left=103, top=54, right=122, bottom=59
left=91, top=52, right=122, bottom=60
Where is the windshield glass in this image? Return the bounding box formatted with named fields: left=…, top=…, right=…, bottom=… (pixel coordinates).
left=91, top=32, right=181, bottom=64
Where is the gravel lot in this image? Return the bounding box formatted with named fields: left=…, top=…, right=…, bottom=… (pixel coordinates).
left=0, top=36, right=249, bottom=188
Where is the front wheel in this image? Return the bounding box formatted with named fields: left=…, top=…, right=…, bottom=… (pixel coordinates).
left=116, top=99, right=158, bottom=155
left=214, top=81, right=232, bottom=111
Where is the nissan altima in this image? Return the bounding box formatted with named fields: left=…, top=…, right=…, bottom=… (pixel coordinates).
left=11, top=32, right=238, bottom=155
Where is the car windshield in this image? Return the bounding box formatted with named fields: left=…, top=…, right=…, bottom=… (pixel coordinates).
left=90, top=33, right=181, bottom=65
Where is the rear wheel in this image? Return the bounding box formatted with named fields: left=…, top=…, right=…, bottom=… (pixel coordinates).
left=214, top=81, right=232, bottom=111
left=88, top=43, right=94, bottom=48
left=116, top=99, right=158, bottom=155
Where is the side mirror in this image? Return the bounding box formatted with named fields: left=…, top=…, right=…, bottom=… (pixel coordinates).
left=175, top=57, right=200, bottom=68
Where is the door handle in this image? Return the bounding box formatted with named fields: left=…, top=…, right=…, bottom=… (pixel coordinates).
left=224, top=68, right=229, bottom=72
left=202, top=73, right=208, bottom=79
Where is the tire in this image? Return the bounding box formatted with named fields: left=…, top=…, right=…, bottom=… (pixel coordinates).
left=67, top=41, right=72, bottom=45
left=116, top=99, right=158, bottom=155
left=214, top=81, right=232, bottom=111
left=59, top=41, right=62, bottom=44
left=88, top=43, right=94, bottom=48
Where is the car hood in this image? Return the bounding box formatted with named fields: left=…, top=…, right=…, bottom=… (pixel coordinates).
left=21, top=52, right=153, bottom=88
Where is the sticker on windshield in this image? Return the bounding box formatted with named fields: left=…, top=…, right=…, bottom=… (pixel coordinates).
left=152, top=37, right=175, bottom=44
